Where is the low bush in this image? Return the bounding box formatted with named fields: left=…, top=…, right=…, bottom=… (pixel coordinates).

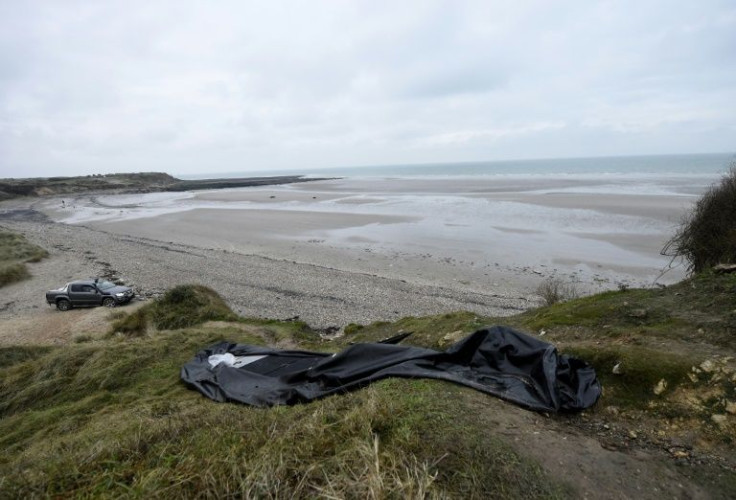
left=110, top=285, right=236, bottom=336
left=0, top=262, right=30, bottom=287
left=0, top=230, right=48, bottom=287
left=535, top=277, right=578, bottom=306
left=663, top=165, right=736, bottom=273
left=110, top=308, right=149, bottom=337
left=150, top=284, right=236, bottom=330
left=0, top=230, right=48, bottom=264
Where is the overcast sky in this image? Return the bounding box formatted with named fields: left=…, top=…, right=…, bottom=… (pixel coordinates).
left=1, top=1, right=734, bottom=178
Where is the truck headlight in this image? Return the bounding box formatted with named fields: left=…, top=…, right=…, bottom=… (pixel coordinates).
left=115, top=292, right=125, bottom=297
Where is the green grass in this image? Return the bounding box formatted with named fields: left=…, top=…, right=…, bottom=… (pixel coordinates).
left=0, top=262, right=30, bottom=287
left=0, top=345, right=56, bottom=369
left=110, top=285, right=239, bottom=336
left=0, top=328, right=567, bottom=498
left=2, top=274, right=736, bottom=496
left=0, top=229, right=48, bottom=287
left=342, top=311, right=490, bottom=349
left=339, top=274, right=736, bottom=418
left=516, top=272, right=736, bottom=349
left=562, top=344, right=698, bottom=409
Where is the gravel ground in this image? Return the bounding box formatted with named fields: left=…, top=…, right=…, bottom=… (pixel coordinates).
left=1, top=208, right=534, bottom=332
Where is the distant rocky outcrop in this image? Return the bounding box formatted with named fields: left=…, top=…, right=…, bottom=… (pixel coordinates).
left=0, top=172, right=332, bottom=200
left=0, top=173, right=177, bottom=200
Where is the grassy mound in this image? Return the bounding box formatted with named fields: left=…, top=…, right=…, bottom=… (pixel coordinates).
left=0, top=229, right=48, bottom=287
left=0, top=326, right=565, bottom=497
left=111, top=285, right=238, bottom=335
left=0, top=262, right=30, bottom=287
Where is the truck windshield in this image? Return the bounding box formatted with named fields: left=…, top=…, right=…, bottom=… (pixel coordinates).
left=97, top=280, right=116, bottom=290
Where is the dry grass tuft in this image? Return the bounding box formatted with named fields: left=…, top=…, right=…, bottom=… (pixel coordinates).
left=535, top=277, right=579, bottom=306
left=110, top=285, right=237, bottom=336
left=0, top=229, right=48, bottom=287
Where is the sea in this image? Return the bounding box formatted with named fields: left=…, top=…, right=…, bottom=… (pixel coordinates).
left=182, top=152, right=734, bottom=181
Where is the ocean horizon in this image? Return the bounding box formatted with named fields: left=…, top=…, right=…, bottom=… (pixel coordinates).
left=180, top=152, right=735, bottom=180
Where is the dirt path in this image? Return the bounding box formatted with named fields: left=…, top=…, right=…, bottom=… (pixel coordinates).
left=463, top=392, right=713, bottom=499
left=0, top=303, right=144, bottom=346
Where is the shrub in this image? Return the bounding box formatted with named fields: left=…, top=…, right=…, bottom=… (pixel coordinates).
left=0, top=230, right=48, bottom=287
left=536, top=277, right=578, bottom=306
left=0, top=263, right=30, bottom=287
left=149, top=285, right=236, bottom=330
left=110, top=285, right=237, bottom=336
left=150, top=285, right=236, bottom=330
left=0, top=231, right=48, bottom=263
left=663, top=166, right=736, bottom=273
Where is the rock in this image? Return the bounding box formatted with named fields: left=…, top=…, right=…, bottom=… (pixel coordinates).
left=726, top=402, right=736, bottom=415
left=653, top=379, right=668, bottom=395
left=628, top=308, right=648, bottom=318
left=605, top=406, right=620, bottom=416
left=612, top=362, right=623, bottom=375
left=700, top=360, right=716, bottom=373
left=713, top=263, right=736, bottom=274
left=439, top=330, right=464, bottom=347
left=711, top=414, right=728, bottom=430
left=687, top=372, right=699, bottom=383
left=628, top=430, right=638, bottom=439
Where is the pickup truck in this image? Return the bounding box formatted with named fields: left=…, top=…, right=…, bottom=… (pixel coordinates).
left=46, top=278, right=135, bottom=311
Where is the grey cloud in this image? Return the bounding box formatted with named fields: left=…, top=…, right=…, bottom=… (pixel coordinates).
left=0, top=0, right=734, bottom=178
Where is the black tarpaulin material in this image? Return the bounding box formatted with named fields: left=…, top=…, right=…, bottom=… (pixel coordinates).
left=180, top=326, right=601, bottom=412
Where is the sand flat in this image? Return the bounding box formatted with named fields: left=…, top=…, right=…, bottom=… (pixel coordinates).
left=33, top=174, right=700, bottom=301
left=483, top=192, right=693, bottom=222
left=92, top=207, right=418, bottom=249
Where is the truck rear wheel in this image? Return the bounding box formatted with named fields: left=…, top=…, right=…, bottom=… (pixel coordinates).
left=56, top=299, right=71, bottom=311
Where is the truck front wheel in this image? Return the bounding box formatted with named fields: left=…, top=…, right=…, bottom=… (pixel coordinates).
left=56, top=299, right=71, bottom=311
left=102, top=297, right=116, bottom=307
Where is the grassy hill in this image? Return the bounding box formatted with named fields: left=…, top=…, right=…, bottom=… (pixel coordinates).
left=0, top=172, right=331, bottom=201
left=0, top=173, right=178, bottom=200
left=1, top=280, right=734, bottom=497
